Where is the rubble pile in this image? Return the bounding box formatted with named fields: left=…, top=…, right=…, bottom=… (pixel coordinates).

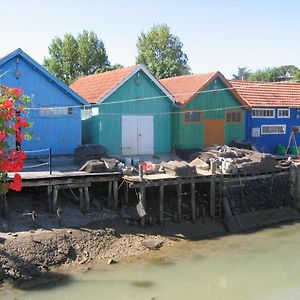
left=198, top=145, right=278, bottom=174
left=74, top=144, right=108, bottom=165
left=161, top=161, right=197, bottom=176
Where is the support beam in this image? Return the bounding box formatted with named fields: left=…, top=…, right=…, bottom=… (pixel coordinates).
left=108, top=181, right=112, bottom=209
left=159, top=185, right=164, bottom=224
left=210, top=161, right=217, bottom=219
left=124, top=182, right=129, bottom=206
left=79, top=188, right=84, bottom=212
left=47, top=186, right=52, bottom=212
left=84, top=187, right=90, bottom=212
left=113, top=180, right=118, bottom=209
left=139, top=186, right=146, bottom=226
left=177, top=182, right=182, bottom=222
left=191, top=180, right=196, bottom=222
left=52, top=186, right=58, bottom=213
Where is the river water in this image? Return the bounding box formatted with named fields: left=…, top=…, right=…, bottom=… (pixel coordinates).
left=3, top=222, right=300, bottom=300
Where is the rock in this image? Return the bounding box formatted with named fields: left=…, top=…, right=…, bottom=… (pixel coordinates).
left=67, top=230, right=72, bottom=234
left=11, top=233, right=18, bottom=237
left=107, top=259, right=117, bottom=265
left=142, top=240, right=164, bottom=250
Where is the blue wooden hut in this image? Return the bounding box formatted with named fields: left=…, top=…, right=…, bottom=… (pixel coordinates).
left=0, top=48, right=88, bottom=155
left=71, top=65, right=175, bottom=156
left=230, top=80, right=300, bottom=154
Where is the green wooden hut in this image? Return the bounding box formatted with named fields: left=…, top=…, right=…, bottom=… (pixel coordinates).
left=71, top=65, right=175, bottom=156
left=161, top=72, right=248, bottom=151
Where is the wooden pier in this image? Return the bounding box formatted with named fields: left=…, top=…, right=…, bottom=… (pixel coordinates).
left=123, top=167, right=289, bottom=224
left=7, top=171, right=121, bottom=213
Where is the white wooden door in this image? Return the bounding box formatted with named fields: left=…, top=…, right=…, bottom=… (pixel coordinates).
left=122, top=115, right=154, bottom=155
left=122, top=116, right=138, bottom=155
left=137, top=116, right=154, bottom=155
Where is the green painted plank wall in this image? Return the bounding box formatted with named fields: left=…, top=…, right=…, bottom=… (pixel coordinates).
left=174, top=77, right=246, bottom=149
left=83, top=70, right=173, bottom=155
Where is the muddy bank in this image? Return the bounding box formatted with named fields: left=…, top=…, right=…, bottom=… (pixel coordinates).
left=0, top=216, right=226, bottom=289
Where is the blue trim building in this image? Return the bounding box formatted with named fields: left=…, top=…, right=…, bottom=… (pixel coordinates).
left=0, top=49, right=88, bottom=154
left=230, top=80, right=300, bottom=154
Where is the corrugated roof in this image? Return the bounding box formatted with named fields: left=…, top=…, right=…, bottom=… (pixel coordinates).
left=229, top=80, right=300, bottom=107
left=160, top=72, right=217, bottom=104
left=70, top=66, right=137, bottom=104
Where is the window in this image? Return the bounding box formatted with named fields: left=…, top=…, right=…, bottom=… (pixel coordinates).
left=184, top=111, right=202, bottom=123
left=261, top=125, right=286, bottom=135
left=226, top=111, right=242, bottom=123
left=39, top=106, right=70, bottom=117
left=252, top=108, right=275, bottom=118
left=277, top=108, right=290, bottom=118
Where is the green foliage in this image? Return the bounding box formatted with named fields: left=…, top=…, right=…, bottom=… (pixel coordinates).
left=232, top=67, right=251, bottom=80
left=294, top=71, right=300, bottom=82
left=44, top=30, right=111, bottom=85
left=248, top=65, right=299, bottom=82
left=136, top=24, right=190, bottom=79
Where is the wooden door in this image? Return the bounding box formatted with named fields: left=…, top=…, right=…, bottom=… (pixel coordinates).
left=122, top=116, right=138, bottom=155
left=204, top=119, right=224, bottom=147
left=137, top=116, right=154, bottom=155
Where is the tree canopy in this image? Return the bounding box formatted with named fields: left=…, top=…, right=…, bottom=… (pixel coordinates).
left=232, top=67, right=251, bottom=80
left=248, top=65, right=299, bottom=82
left=136, top=24, right=190, bottom=79
left=43, top=30, right=111, bottom=85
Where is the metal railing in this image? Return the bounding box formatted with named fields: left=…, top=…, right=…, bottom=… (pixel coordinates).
left=23, top=148, right=52, bottom=174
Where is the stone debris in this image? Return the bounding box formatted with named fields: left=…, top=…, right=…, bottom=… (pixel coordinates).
left=142, top=240, right=164, bottom=250
left=107, top=259, right=118, bottom=265
left=161, top=161, right=197, bottom=177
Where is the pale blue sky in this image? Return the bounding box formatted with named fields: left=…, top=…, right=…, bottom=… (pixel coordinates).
left=1, top=0, right=300, bottom=78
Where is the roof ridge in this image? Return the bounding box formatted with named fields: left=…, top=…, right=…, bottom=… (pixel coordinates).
left=161, top=71, right=217, bottom=81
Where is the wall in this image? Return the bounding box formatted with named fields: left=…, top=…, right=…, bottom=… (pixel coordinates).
left=0, top=55, right=82, bottom=154
left=82, top=70, right=173, bottom=156
left=248, top=108, right=300, bottom=153
left=173, top=77, right=246, bottom=149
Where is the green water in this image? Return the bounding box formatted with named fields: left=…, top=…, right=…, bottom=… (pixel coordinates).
left=3, top=222, right=300, bottom=300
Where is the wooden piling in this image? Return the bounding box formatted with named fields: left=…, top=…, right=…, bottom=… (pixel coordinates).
left=177, top=181, right=182, bottom=222
left=113, top=180, right=118, bottom=209
left=52, top=186, right=58, bottom=213
left=159, top=185, right=164, bottom=224
left=124, top=182, right=129, bottom=206
left=139, top=185, right=146, bottom=226
left=84, top=187, right=90, bottom=212
left=108, top=181, right=112, bottom=209
left=210, top=160, right=217, bottom=219
left=191, top=180, right=196, bottom=222
left=79, top=188, right=84, bottom=211
left=47, top=185, right=52, bottom=212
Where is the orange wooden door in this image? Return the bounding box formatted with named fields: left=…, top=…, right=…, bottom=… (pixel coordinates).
left=204, top=119, right=225, bottom=147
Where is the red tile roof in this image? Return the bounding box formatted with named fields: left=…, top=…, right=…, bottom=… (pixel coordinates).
left=229, top=80, right=300, bottom=107
left=70, top=66, right=137, bottom=103
left=160, top=72, right=217, bottom=104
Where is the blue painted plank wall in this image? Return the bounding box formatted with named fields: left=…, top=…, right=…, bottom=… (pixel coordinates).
left=0, top=55, right=82, bottom=154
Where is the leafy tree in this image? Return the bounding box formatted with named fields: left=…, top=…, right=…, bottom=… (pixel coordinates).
left=232, top=67, right=251, bottom=80
left=44, top=30, right=111, bottom=84
left=136, top=24, right=190, bottom=79
left=248, top=65, right=299, bottom=82
left=295, top=71, right=300, bottom=82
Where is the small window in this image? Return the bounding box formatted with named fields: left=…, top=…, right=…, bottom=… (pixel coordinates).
left=68, top=107, right=73, bottom=115
left=39, top=106, right=69, bottom=117
left=261, top=125, right=286, bottom=135
left=277, top=108, right=290, bottom=118
left=226, top=111, right=242, bottom=123
left=252, top=108, right=275, bottom=118
left=184, top=111, right=202, bottom=123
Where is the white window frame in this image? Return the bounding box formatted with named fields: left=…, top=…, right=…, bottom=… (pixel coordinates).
left=252, top=108, right=275, bottom=118
left=277, top=108, right=290, bottom=118
left=261, top=124, right=286, bottom=135
left=39, top=106, right=70, bottom=117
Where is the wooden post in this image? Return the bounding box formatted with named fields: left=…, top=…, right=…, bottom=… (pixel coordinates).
left=0, top=194, right=8, bottom=216
left=52, top=186, right=58, bottom=213
left=159, top=185, right=164, bottom=224
left=177, top=181, right=182, bottom=222
left=124, top=182, right=129, bottom=206
left=47, top=186, right=52, bottom=212
left=210, top=160, right=217, bottom=220
left=139, top=186, right=146, bottom=226
left=191, top=180, right=196, bottom=222
left=79, top=188, right=84, bottom=212
left=107, top=181, right=112, bottom=209
left=84, top=187, right=90, bottom=212
left=113, top=180, right=118, bottom=209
